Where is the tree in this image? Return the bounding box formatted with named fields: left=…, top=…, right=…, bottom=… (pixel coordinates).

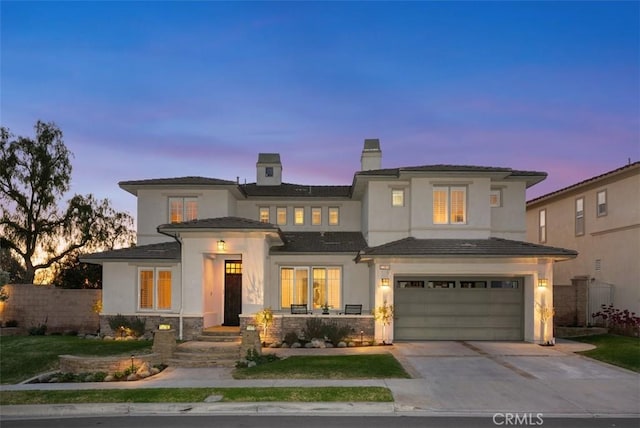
left=0, top=120, right=135, bottom=284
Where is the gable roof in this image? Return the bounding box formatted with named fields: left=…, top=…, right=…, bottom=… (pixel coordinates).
left=527, top=161, right=640, bottom=206
left=158, top=216, right=280, bottom=231
left=357, top=237, right=577, bottom=261
left=271, top=232, right=368, bottom=254
left=80, top=241, right=181, bottom=263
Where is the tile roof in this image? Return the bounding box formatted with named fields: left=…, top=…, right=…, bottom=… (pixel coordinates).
left=158, top=216, right=280, bottom=231
left=119, top=176, right=237, bottom=186
left=81, top=241, right=181, bottom=262
left=240, top=183, right=352, bottom=198
left=272, top=232, right=368, bottom=253
left=359, top=237, right=577, bottom=258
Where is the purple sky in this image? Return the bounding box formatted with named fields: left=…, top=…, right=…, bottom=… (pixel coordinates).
left=2, top=1, right=638, bottom=220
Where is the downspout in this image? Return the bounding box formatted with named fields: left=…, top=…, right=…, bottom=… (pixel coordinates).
left=158, top=227, right=184, bottom=340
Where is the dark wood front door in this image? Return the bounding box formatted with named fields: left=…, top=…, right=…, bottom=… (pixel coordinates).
left=223, top=260, right=242, bottom=326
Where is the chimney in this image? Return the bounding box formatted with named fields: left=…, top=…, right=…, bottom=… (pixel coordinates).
left=256, top=153, right=282, bottom=186
left=360, top=138, right=382, bottom=171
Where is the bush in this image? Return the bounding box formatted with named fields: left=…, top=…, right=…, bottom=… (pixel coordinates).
left=107, top=314, right=146, bottom=337
left=28, top=324, right=47, bottom=336
left=302, top=318, right=325, bottom=340
left=4, top=319, right=18, bottom=328
left=283, top=331, right=299, bottom=346
left=323, top=321, right=352, bottom=346
left=592, top=305, right=640, bottom=337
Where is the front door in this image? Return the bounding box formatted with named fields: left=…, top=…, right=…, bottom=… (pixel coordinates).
left=223, top=260, right=242, bottom=326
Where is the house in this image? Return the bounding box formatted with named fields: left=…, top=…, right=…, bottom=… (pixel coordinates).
left=526, top=162, right=640, bottom=325
left=83, top=139, right=576, bottom=343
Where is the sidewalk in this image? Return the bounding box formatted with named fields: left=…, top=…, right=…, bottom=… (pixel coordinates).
left=2, top=340, right=639, bottom=419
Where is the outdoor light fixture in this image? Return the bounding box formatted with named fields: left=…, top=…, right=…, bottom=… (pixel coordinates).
left=380, top=278, right=390, bottom=288
left=217, top=240, right=226, bottom=251
left=538, top=278, right=549, bottom=288
left=158, top=324, right=171, bottom=331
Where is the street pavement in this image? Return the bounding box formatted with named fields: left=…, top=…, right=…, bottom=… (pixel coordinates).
left=1, top=339, right=639, bottom=419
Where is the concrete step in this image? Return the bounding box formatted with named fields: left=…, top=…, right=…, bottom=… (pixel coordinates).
left=169, top=341, right=241, bottom=368
left=195, top=335, right=241, bottom=343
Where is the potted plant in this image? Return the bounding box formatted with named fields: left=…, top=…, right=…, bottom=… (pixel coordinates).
left=321, top=302, right=330, bottom=315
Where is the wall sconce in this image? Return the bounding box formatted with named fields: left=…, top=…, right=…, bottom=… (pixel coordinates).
left=380, top=278, right=390, bottom=288
left=217, top=240, right=226, bottom=251
left=537, top=278, right=549, bottom=288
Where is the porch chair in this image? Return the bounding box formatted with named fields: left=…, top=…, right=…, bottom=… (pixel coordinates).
left=290, top=304, right=309, bottom=314
left=343, top=304, right=362, bottom=315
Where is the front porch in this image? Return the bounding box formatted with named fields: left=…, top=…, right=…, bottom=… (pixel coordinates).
left=239, top=312, right=376, bottom=345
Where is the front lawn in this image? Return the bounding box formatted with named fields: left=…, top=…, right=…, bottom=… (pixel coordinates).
left=233, top=354, right=411, bottom=379
left=0, top=336, right=152, bottom=384
left=571, top=334, right=640, bottom=372
left=0, top=387, right=393, bottom=405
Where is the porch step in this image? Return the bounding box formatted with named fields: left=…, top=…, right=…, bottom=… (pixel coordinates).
left=197, top=326, right=242, bottom=343
left=168, top=341, right=241, bottom=368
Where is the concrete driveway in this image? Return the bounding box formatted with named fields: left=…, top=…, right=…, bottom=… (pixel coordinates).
left=387, top=340, right=640, bottom=416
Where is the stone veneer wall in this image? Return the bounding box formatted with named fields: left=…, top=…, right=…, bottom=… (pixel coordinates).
left=0, top=284, right=100, bottom=334
left=240, top=314, right=375, bottom=344
left=59, top=353, right=161, bottom=374
left=99, top=315, right=203, bottom=340
left=553, top=276, right=588, bottom=327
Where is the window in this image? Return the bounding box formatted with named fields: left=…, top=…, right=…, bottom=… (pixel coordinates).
left=329, top=207, right=340, bottom=225
left=294, top=207, right=304, bottom=225
left=311, top=207, right=322, bottom=225
left=280, top=266, right=341, bottom=310
left=276, top=207, right=287, bottom=225
left=259, top=207, right=270, bottom=223
left=575, top=197, right=585, bottom=236
left=490, top=190, right=502, bottom=207
left=392, top=189, right=404, bottom=207
left=433, top=186, right=466, bottom=224
left=597, top=190, right=607, bottom=217
left=139, top=268, right=172, bottom=310
left=539, top=209, right=547, bottom=243
left=169, top=197, right=197, bottom=223
left=265, top=167, right=273, bottom=177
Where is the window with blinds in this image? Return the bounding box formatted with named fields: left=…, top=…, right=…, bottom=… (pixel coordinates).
left=433, top=186, right=466, bottom=224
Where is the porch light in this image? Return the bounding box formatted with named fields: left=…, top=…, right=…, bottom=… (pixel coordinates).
left=217, top=240, right=226, bottom=251
left=380, top=278, right=390, bottom=288
left=158, top=324, right=171, bottom=330
left=537, top=278, right=549, bottom=288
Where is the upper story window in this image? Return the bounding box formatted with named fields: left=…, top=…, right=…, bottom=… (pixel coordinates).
left=139, top=268, right=172, bottom=311
left=575, top=197, right=585, bottom=236
left=265, top=167, right=274, bottom=177
left=490, top=189, right=502, bottom=207
left=328, top=207, right=340, bottom=226
left=392, top=189, right=405, bottom=207
left=433, top=186, right=466, bottom=224
left=276, top=207, right=287, bottom=225
left=169, top=197, right=197, bottom=223
left=259, top=207, right=270, bottom=223
left=597, top=190, right=607, bottom=217
left=311, top=207, right=322, bottom=225
left=539, top=209, right=547, bottom=243
left=294, top=207, right=305, bottom=225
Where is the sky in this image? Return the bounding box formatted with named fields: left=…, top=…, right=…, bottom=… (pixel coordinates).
left=1, top=1, right=639, bottom=220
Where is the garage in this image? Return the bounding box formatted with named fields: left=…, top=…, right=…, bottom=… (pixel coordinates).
left=394, top=276, right=524, bottom=341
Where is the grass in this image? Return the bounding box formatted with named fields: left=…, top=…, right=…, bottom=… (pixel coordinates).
left=571, top=334, right=640, bottom=372
left=0, top=387, right=393, bottom=405
left=0, top=335, right=152, bottom=384
left=233, top=354, right=411, bottom=379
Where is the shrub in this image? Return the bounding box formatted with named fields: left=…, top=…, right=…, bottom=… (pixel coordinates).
left=302, top=317, right=325, bottom=340
left=107, top=314, right=146, bottom=337
left=4, top=319, right=18, bottom=328
left=323, top=321, right=352, bottom=346
left=28, top=323, right=47, bottom=336
left=592, top=304, right=640, bottom=337
left=283, top=331, right=299, bottom=346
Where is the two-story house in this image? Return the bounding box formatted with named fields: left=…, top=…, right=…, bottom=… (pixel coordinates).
left=83, top=139, right=576, bottom=343
left=526, top=162, right=640, bottom=325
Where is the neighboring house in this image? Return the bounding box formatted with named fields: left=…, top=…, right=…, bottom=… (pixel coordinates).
left=83, top=139, right=576, bottom=343
left=526, top=162, right=640, bottom=324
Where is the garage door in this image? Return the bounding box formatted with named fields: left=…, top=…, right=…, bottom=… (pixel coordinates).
left=394, top=278, right=524, bottom=341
